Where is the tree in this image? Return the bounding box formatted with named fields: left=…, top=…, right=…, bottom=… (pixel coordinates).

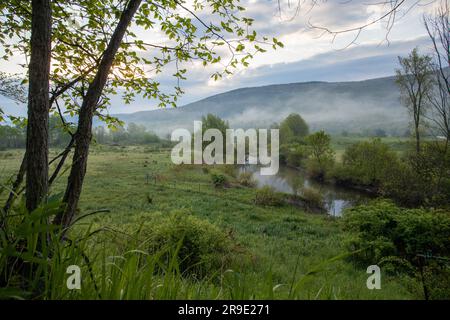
left=279, top=113, right=309, bottom=144
left=25, top=0, right=52, bottom=212
left=337, top=139, right=398, bottom=189
left=1, top=0, right=280, bottom=230
left=424, top=0, right=450, bottom=149
left=305, top=130, right=334, bottom=180
left=423, top=1, right=450, bottom=199
left=395, top=48, right=434, bottom=154
left=200, top=113, right=229, bottom=157
left=201, top=114, right=229, bottom=137
left=3, top=0, right=276, bottom=229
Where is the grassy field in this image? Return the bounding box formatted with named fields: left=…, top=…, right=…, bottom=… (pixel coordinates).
left=0, top=144, right=422, bottom=299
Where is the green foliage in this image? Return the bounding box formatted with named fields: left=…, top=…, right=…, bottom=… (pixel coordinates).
left=237, top=171, right=256, bottom=187
left=280, top=143, right=309, bottom=167
left=0, top=147, right=424, bottom=299
left=0, top=0, right=280, bottom=124
left=210, top=172, right=227, bottom=187
left=342, top=200, right=450, bottom=298
left=279, top=113, right=309, bottom=145
left=137, top=211, right=236, bottom=279
left=201, top=114, right=229, bottom=137
left=300, top=187, right=325, bottom=211
left=254, top=186, right=283, bottom=206
left=305, top=130, right=334, bottom=180
left=93, top=123, right=161, bottom=146
left=382, top=142, right=450, bottom=207
left=334, top=139, right=398, bottom=189
left=0, top=198, right=91, bottom=299
left=0, top=114, right=73, bottom=149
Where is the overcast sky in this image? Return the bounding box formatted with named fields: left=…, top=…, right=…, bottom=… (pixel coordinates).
left=0, top=0, right=441, bottom=116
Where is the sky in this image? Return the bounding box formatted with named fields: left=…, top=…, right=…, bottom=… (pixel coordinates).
left=0, top=0, right=442, bottom=116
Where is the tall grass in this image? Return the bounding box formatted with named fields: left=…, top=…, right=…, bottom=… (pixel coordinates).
left=0, top=197, right=361, bottom=300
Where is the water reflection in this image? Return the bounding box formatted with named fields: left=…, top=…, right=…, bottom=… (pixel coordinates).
left=240, top=165, right=371, bottom=216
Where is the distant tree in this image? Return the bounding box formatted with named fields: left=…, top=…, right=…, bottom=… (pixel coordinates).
left=200, top=114, right=229, bottom=157
left=48, top=114, right=73, bottom=147
left=93, top=126, right=108, bottom=145
left=396, top=48, right=434, bottom=154
left=305, top=130, right=334, bottom=180
left=279, top=113, right=309, bottom=144
left=201, top=114, right=229, bottom=137
left=374, top=128, right=387, bottom=137
left=0, top=124, right=26, bottom=148
left=127, top=123, right=146, bottom=144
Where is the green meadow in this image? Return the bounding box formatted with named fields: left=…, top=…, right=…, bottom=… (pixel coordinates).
left=0, top=143, right=422, bottom=299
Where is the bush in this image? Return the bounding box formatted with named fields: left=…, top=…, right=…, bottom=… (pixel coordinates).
left=220, top=164, right=237, bottom=178
left=342, top=200, right=450, bottom=298
left=254, top=186, right=283, bottom=206
left=334, top=139, right=398, bottom=189
left=280, top=143, right=308, bottom=167
left=141, top=211, right=236, bottom=278
left=381, top=142, right=450, bottom=207
left=211, top=172, right=227, bottom=187
left=237, top=172, right=256, bottom=187
left=300, top=187, right=325, bottom=211
left=343, top=200, right=450, bottom=263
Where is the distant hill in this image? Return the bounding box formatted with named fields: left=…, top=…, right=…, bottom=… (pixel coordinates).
left=110, top=74, right=408, bottom=137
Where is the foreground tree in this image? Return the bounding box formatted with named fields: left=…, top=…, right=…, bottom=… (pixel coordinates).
left=2, top=1, right=281, bottom=231
left=395, top=48, right=434, bottom=154
left=25, top=0, right=52, bottom=212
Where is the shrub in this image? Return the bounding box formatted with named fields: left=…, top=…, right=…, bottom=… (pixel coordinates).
left=343, top=200, right=450, bottom=262
left=237, top=172, right=256, bottom=187
left=254, top=186, right=283, bottom=206
left=342, top=200, right=450, bottom=298
left=220, top=164, right=237, bottom=178
left=335, top=139, right=398, bottom=189
left=381, top=142, right=450, bottom=207
left=280, top=143, right=308, bottom=167
left=300, top=187, right=325, bottom=211
left=211, top=172, right=227, bottom=187
left=141, top=211, right=236, bottom=278
left=202, top=166, right=210, bottom=174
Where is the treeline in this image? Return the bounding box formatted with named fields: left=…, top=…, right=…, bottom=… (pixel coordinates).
left=0, top=115, right=72, bottom=149
left=0, top=116, right=163, bottom=149
left=93, top=123, right=161, bottom=145
left=275, top=112, right=449, bottom=208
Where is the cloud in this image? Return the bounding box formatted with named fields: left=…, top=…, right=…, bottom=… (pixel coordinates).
left=0, top=0, right=436, bottom=117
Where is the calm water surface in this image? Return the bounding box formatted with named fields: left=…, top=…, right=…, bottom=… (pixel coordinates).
left=240, top=165, right=371, bottom=216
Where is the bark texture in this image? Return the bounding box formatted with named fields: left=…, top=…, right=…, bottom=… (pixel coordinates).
left=25, top=0, right=52, bottom=212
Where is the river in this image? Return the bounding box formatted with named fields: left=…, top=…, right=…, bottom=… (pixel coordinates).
left=240, top=165, right=372, bottom=216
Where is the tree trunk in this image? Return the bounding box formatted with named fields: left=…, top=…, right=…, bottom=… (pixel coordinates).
left=53, top=0, right=142, bottom=228
left=25, top=0, right=52, bottom=212
left=415, top=124, right=421, bottom=154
